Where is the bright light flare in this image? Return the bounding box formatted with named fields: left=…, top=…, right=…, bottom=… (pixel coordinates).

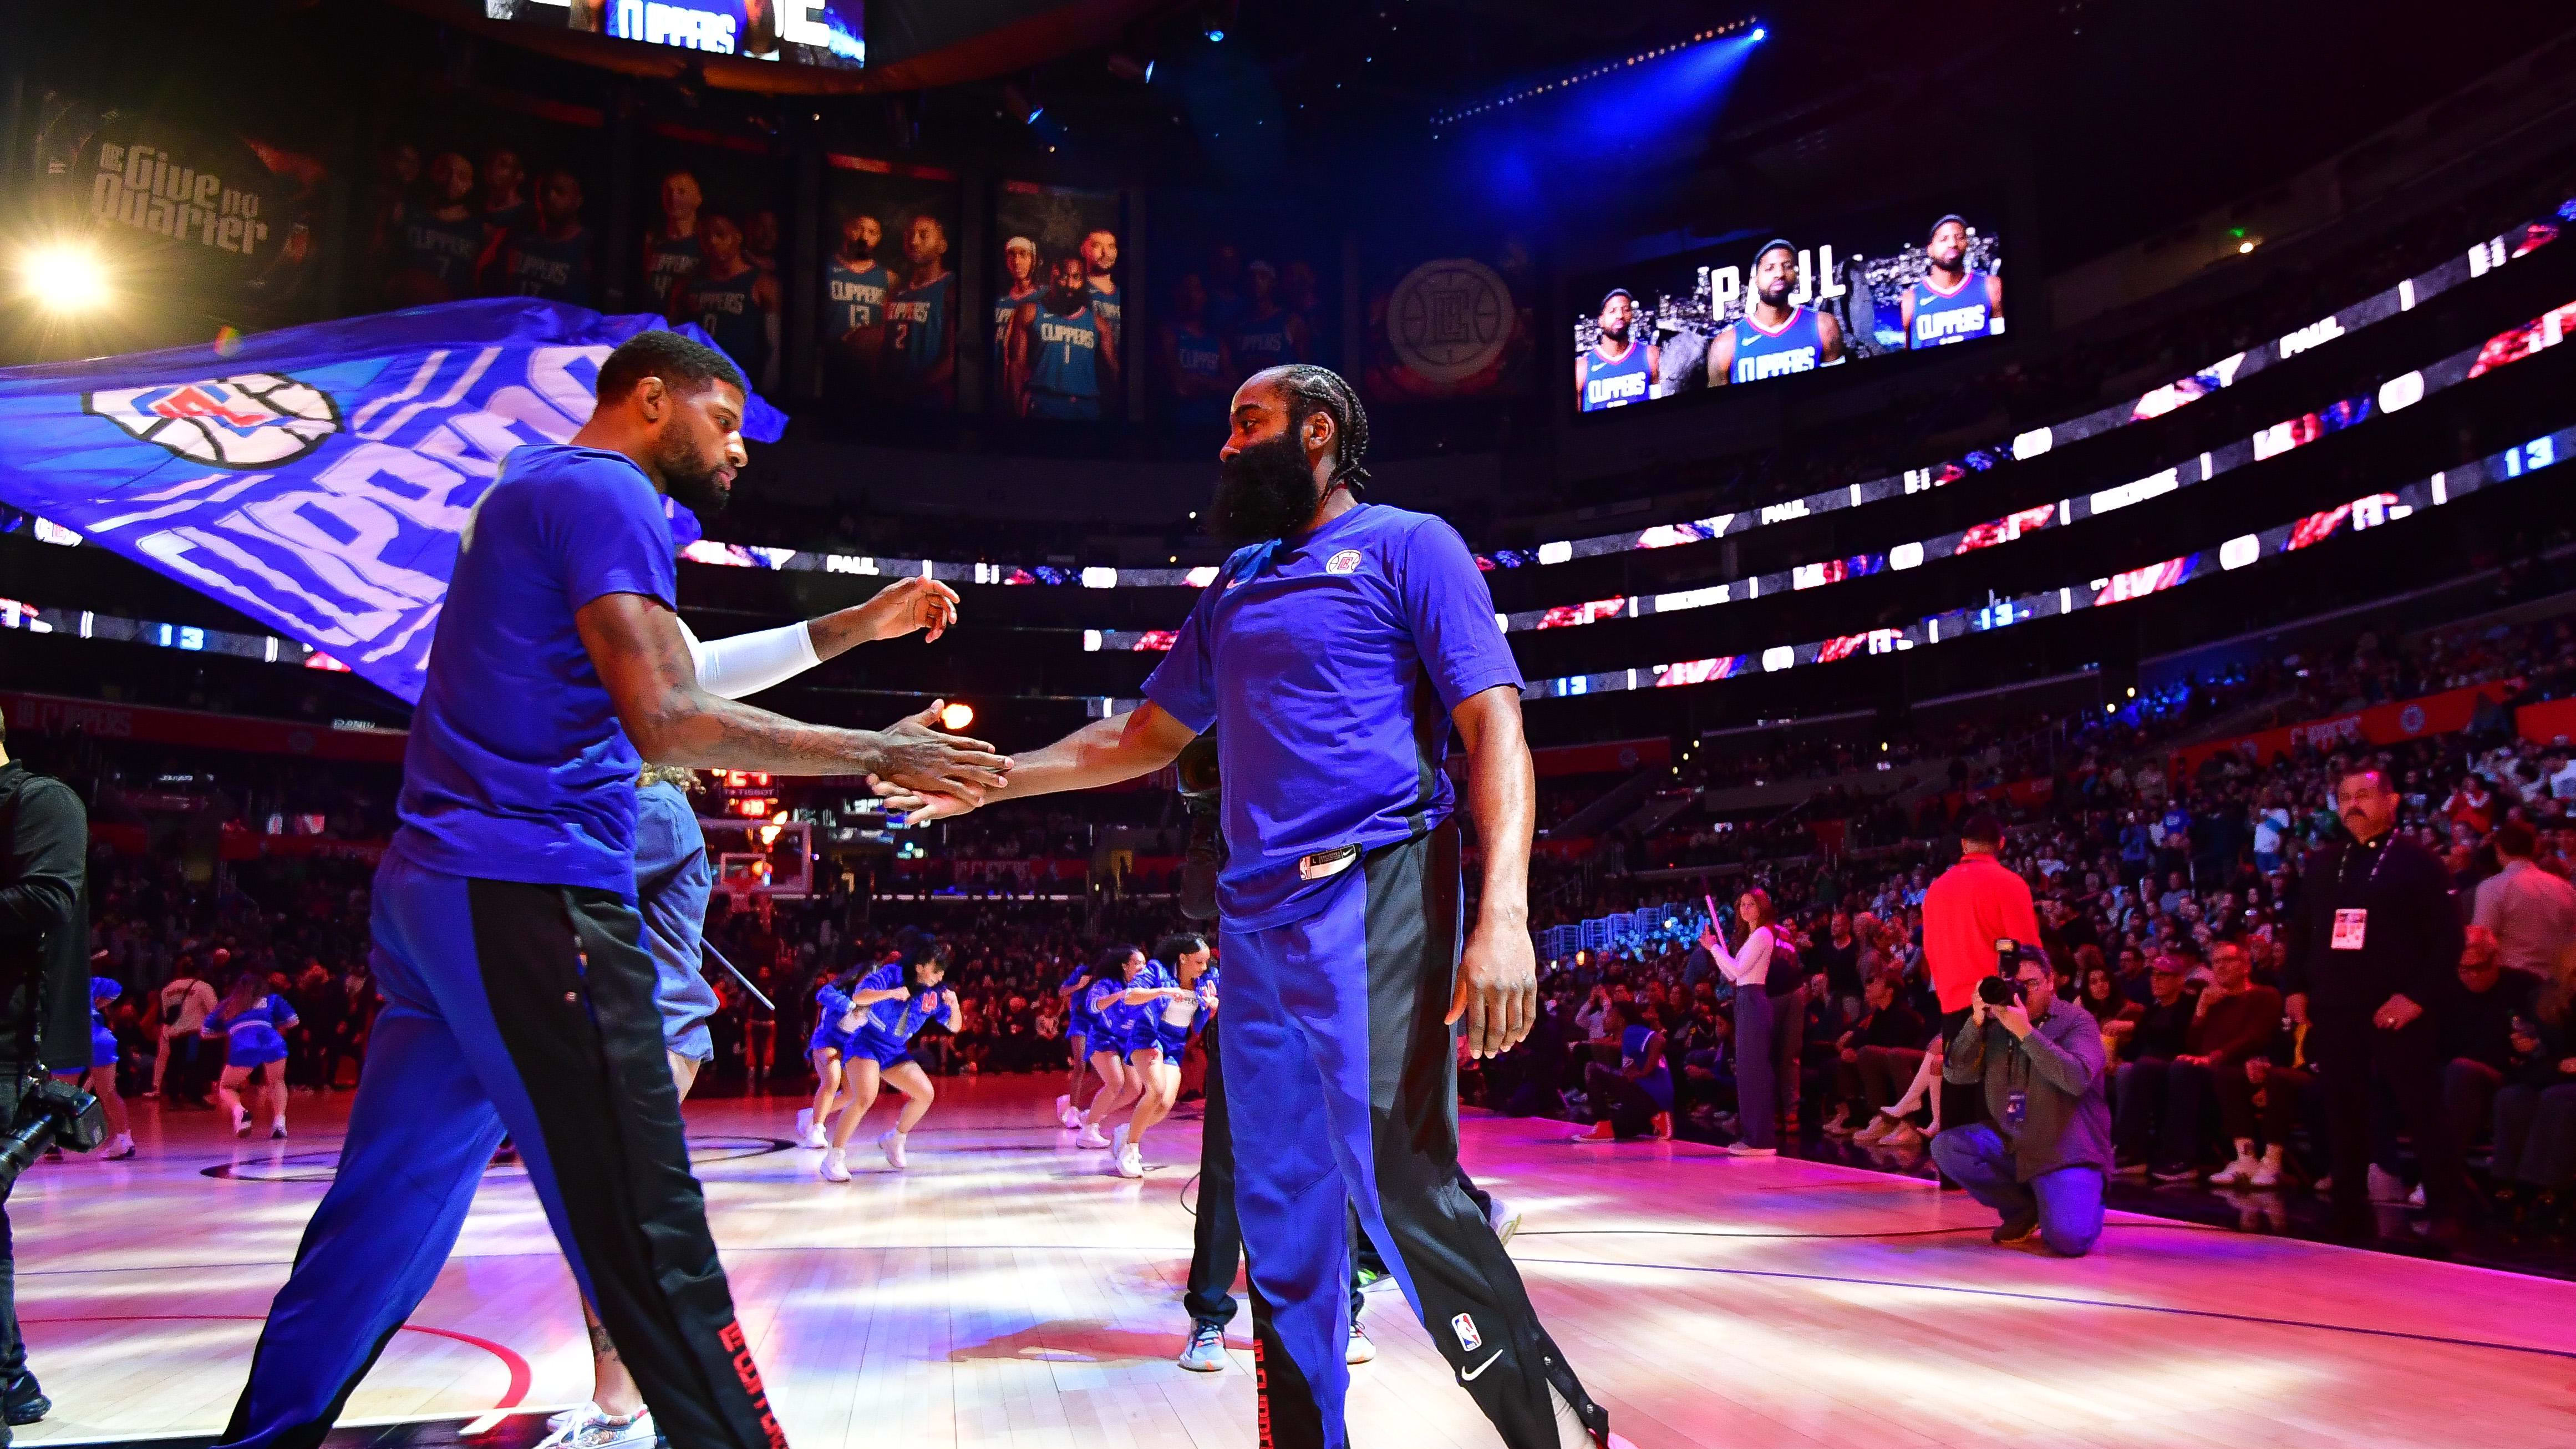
left=938, top=701, right=976, bottom=731
left=18, top=244, right=110, bottom=313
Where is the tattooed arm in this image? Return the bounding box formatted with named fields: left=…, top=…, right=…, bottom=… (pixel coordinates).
left=576, top=591, right=1011, bottom=799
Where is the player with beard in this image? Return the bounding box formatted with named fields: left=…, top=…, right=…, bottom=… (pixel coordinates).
left=1006, top=254, right=1118, bottom=420
left=212, top=330, right=1010, bottom=1449
left=1709, top=239, right=1843, bottom=385
left=1577, top=288, right=1657, bottom=411
left=672, top=212, right=780, bottom=391
left=1081, top=227, right=1122, bottom=355
left=392, top=152, right=483, bottom=303
left=873, top=364, right=1625, bottom=1449
left=825, top=213, right=888, bottom=386
left=1902, top=213, right=2004, bottom=348
left=885, top=214, right=957, bottom=406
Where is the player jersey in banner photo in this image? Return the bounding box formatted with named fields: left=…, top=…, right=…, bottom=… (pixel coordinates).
left=827, top=257, right=889, bottom=336
left=1085, top=283, right=1121, bottom=345
left=1911, top=271, right=1998, bottom=348
left=992, top=287, right=1039, bottom=363
left=889, top=272, right=956, bottom=379
left=1229, top=309, right=1299, bottom=372
left=1141, top=503, right=1523, bottom=930
left=689, top=267, right=767, bottom=377
left=644, top=236, right=701, bottom=311
left=497, top=231, right=596, bottom=307
left=398, top=208, right=487, bottom=286
left=1582, top=340, right=1652, bottom=410
left=1732, top=305, right=1825, bottom=383
left=1028, top=303, right=1104, bottom=419
left=394, top=443, right=678, bottom=896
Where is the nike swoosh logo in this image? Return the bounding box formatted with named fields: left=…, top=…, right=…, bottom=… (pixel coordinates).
left=1460, top=1351, right=1504, bottom=1382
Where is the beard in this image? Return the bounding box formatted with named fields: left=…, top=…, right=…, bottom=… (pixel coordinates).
left=654, top=435, right=732, bottom=519
left=1601, top=321, right=1629, bottom=344
left=1210, top=430, right=1323, bottom=545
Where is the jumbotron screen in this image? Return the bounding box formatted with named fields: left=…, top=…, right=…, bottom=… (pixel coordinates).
left=1570, top=200, right=2004, bottom=413
left=486, top=0, right=865, bottom=68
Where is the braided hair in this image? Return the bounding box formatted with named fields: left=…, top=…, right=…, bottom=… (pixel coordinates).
left=1270, top=363, right=1373, bottom=492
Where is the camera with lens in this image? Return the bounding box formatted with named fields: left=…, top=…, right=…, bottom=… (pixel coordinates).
left=0, top=1075, right=105, bottom=1193
left=1976, top=937, right=2032, bottom=1012
left=1175, top=731, right=1224, bottom=921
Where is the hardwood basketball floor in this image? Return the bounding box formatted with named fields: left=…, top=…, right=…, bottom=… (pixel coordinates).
left=12, top=1076, right=2572, bottom=1448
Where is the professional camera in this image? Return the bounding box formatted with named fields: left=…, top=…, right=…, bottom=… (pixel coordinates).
left=0, top=1075, right=105, bottom=1193
left=1175, top=731, right=1223, bottom=921
left=1975, top=937, right=2029, bottom=1010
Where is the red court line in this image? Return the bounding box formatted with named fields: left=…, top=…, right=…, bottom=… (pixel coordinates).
left=21, top=1314, right=533, bottom=1417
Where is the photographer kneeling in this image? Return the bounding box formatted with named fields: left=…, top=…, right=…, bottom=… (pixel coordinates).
left=1929, top=950, right=2111, bottom=1257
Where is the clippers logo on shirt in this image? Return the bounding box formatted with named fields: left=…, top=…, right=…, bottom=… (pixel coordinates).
left=1326, top=549, right=1363, bottom=575
left=1450, top=1313, right=1482, bottom=1352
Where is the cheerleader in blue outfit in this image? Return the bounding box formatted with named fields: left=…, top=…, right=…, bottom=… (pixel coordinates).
left=820, top=930, right=959, bottom=1180
left=1076, top=942, right=1195, bottom=1178
left=1055, top=955, right=1104, bottom=1129
left=797, top=947, right=906, bottom=1150
left=56, top=972, right=135, bottom=1159
left=203, top=970, right=299, bottom=1138
left=1126, top=934, right=1216, bottom=1179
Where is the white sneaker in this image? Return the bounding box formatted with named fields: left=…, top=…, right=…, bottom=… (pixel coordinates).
left=270, top=1121, right=287, bottom=1141
left=537, top=1406, right=655, bottom=1449
left=1112, top=1121, right=1131, bottom=1158
left=2208, top=1155, right=2259, bottom=1187
left=795, top=1108, right=814, bottom=1142
left=1075, top=1122, right=1110, bottom=1149
left=103, top=1133, right=135, bottom=1161
left=2368, top=1165, right=2407, bottom=1203
left=1726, top=1142, right=1777, bottom=1157
left=231, top=1107, right=249, bottom=1137
left=1486, top=1195, right=1522, bottom=1247
left=1060, top=1101, right=1084, bottom=1129
left=819, top=1148, right=850, bottom=1183
left=1116, top=1144, right=1145, bottom=1179
left=1346, top=1321, right=1376, bottom=1364
left=880, top=1130, right=908, bottom=1171
left=2249, top=1159, right=2283, bottom=1189
left=1054, top=1093, right=1071, bottom=1124
left=805, top=1122, right=830, bottom=1150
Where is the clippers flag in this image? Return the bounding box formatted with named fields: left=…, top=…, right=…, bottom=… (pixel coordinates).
left=0, top=298, right=786, bottom=705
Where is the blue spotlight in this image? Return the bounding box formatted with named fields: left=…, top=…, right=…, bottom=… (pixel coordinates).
left=1751, top=26, right=1766, bottom=40
left=1144, top=59, right=1155, bottom=82
left=1026, top=106, right=1045, bottom=124
left=1205, top=27, right=1225, bottom=41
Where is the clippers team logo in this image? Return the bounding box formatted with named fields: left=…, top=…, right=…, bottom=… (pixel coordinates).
left=83, top=373, right=339, bottom=469
left=1389, top=258, right=1511, bottom=383
left=1450, top=1312, right=1482, bottom=1352
left=1326, top=549, right=1364, bottom=575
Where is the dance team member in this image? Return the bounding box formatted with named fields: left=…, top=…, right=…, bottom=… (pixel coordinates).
left=1055, top=954, right=1104, bottom=1128
left=799, top=945, right=902, bottom=1151
left=58, top=974, right=134, bottom=1161
left=203, top=969, right=297, bottom=1140
left=821, top=931, right=960, bottom=1179
left=1079, top=942, right=1191, bottom=1178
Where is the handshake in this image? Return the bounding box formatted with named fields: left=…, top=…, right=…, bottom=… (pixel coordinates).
left=864, top=698, right=1009, bottom=823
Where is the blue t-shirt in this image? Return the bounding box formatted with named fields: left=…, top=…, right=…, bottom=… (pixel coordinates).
left=394, top=444, right=678, bottom=895
left=1142, top=503, right=1524, bottom=929
left=1088, top=960, right=1175, bottom=1041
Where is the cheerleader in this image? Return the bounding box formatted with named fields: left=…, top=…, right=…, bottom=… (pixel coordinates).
left=203, top=970, right=299, bottom=1139
left=58, top=973, right=135, bottom=1160
left=1126, top=934, right=1215, bottom=1177
left=797, top=947, right=905, bottom=1149
left=820, top=931, right=959, bottom=1181
left=1075, top=944, right=1193, bottom=1178
left=1054, top=955, right=1103, bottom=1129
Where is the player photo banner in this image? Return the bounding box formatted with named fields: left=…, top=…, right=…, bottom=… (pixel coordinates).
left=1572, top=203, right=2004, bottom=414
left=822, top=154, right=961, bottom=412
left=0, top=298, right=787, bottom=705
left=486, top=0, right=866, bottom=68
left=993, top=181, right=1125, bottom=421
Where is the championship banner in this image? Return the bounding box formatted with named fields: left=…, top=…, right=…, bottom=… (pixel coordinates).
left=0, top=298, right=787, bottom=705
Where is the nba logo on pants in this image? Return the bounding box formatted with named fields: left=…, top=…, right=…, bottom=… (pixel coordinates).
left=1451, top=1313, right=1482, bottom=1352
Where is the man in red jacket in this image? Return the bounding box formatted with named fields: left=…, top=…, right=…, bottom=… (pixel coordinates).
left=1922, top=814, right=2041, bottom=1128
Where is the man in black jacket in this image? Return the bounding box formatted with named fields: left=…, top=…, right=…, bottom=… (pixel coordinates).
left=2283, top=767, right=2472, bottom=1243
left=0, top=708, right=92, bottom=1433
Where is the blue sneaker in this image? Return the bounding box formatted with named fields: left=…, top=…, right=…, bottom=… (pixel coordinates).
left=1177, top=1321, right=1228, bottom=1372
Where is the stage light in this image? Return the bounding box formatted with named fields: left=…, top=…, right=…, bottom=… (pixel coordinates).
left=1751, top=26, right=1766, bottom=40
left=1205, top=27, right=1224, bottom=41
left=939, top=701, right=977, bottom=731
left=2238, top=239, right=2259, bottom=254
left=18, top=244, right=109, bottom=313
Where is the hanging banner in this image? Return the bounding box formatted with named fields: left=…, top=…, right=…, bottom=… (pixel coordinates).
left=2172, top=680, right=2518, bottom=776
left=0, top=298, right=786, bottom=705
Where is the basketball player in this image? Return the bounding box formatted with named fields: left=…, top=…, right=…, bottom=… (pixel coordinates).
left=1161, top=273, right=1234, bottom=425
left=392, top=152, right=482, bottom=302
left=1081, top=227, right=1122, bottom=356
left=1901, top=213, right=2004, bottom=348
left=1708, top=240, right=1843, bottom=385
left=822, top=212, right=888, bottom=386
left=1229, top=259, right=1310, bottom=374
left=819, top=932, right=961, bottom=1180
left=992, top=236, right=1041, bottom=374
left=743, top=210, right=781, bottom=275
left=211, top=330, right=1009, bottom=1449
left=1576, top=289, right=1657, bottom=411
left=884, top=214, right=956, bottom=407
left=1005, top=254, right=1116, bottom=420
left=673, top=212, right=780, bottom=390
left=641, top=170, right=704, bottom=316
left=491, top=169, right=596, bottom=306
left=876, top=363, right=1624, bottom=1449
left=552, top=579, right=964, bottom=1449
left=480, top=147, right=531, bottom=240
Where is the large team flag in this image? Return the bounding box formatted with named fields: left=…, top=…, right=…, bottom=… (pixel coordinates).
left=0, top=298, right=785, bottom=703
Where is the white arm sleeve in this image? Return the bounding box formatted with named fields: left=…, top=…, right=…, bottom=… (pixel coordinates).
left=679, top=616, right=824, bottom=701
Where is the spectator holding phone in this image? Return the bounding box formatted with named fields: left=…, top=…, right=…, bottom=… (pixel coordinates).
left=1929, top=951, right=2112, bottom=1257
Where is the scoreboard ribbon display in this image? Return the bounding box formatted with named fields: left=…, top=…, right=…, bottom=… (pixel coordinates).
left=0, top=297, right=786, bottom=703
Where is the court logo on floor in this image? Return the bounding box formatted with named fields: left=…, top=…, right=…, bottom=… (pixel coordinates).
left=84, top=373, right=340, bottom=468
left=1450, top=1312, right=1482, bottom=1352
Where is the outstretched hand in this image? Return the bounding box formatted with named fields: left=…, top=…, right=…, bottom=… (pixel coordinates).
left=846, top=576, right=962, bottom=644
left=870, top=700, right=1011, bottom=804
left=870, top=773, right=980, bottom=826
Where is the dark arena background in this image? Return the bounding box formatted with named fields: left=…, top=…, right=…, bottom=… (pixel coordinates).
left=6, top=2, right=2576, bottom=1447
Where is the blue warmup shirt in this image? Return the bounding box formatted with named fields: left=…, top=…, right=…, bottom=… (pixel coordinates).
left=1060, top=962, right=1101, bottom=1038
left=1730, top=305, right=1826, bottom=383
left=1142, top=502, right=1523, bottom=930
left=393, top=443, right=678, bottom=896
left=1909, top=270, right=1998, bottom=348
left=851, top=962, right=956, bottom=1048
left=809, top=983, right=859, bottom=1055
left=1088, top=961, right=1176, bottom=1053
